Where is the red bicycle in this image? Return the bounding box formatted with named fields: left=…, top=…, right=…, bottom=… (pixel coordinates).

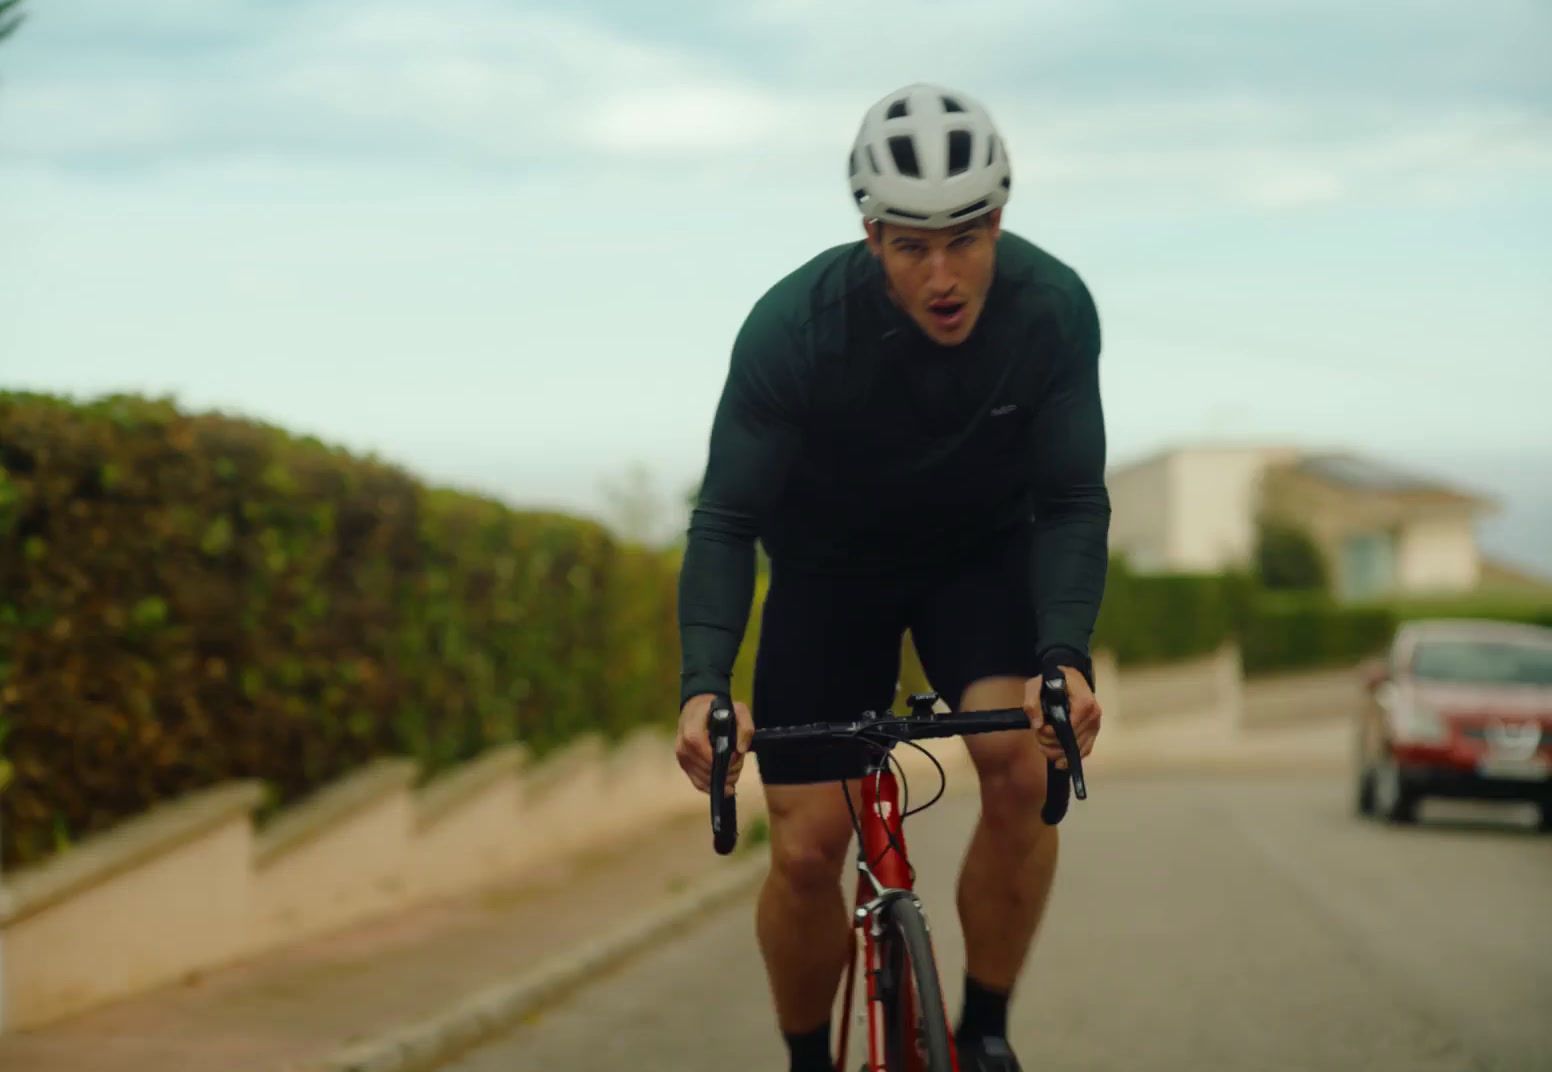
left=708, top=678, right=1087, bottom=1072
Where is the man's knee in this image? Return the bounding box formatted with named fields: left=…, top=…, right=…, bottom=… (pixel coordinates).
left=770, top=836, right=850, bottom=893
left=961, top=676, right=1049, bottom=827
left=971, top=737, right=1050, bottom=828
left=765, top=785, right=854, bottom=894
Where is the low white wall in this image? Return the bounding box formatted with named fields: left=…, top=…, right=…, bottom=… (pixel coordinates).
left=0, top=784, right=262, bottom=1030
left=1241, top=664, right=1367, bottom=730
left=249, top=760, right=418, bottom=952
left=0, top=729, right=701, bottom=1032
left=1111, top=644, right=1243, bottom=732
left=0, top=652, right=1360, bottom=1033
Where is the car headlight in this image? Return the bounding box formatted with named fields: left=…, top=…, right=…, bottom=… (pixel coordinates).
left=1396, top=705, right=1447, bottom=744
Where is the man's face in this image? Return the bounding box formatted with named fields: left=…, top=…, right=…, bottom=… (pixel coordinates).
left=865, top=209, right=1001, bottom=347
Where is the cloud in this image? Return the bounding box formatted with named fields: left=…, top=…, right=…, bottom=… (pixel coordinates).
left=2, top=0, right=1548, bottom=216
left=736, top=0, right=1552, bottom=111
left=0, top=2, right=749, bottom=166
left=580, top=85, right=800, bottom=154
left=1241, top=169, right=1346, bottom=210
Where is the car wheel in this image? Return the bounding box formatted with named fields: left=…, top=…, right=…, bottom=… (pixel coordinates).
left=1373, top=755, right=1418, bottom=825
left=1356, top=764, right=1377, bottom=817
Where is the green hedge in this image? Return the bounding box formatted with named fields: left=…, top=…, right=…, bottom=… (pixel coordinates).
left=0, top=392, right=678, bottom=868
left=1236, top=593, right=1552, bottom=676
left=8, top=388, right=1545, bottom=866
left=636, top=552, right=1551, bottom=710
left=1093, top=558, right=1249, bottom=667
left=1239, top=594, right=1394, bottom=675
left=1383, top=595, right=1552, bottom=630
left=1088, top=558, right=1519, bottom=676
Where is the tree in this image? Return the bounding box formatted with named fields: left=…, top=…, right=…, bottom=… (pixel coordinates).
left=599, top=462, right=675, bottom=548
left=1255, top=518, right=1330, bottom=592
left=0, top=1, right=25, bottom=44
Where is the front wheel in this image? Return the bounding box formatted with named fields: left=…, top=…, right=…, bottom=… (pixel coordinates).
left=1355, top=764, right=1377, bottom=817
left=1354, top=721, right=1377, bottom=817
left=1373, top=754, right=1418, bottom=824
left=878, top=897, right=955, bottom=1072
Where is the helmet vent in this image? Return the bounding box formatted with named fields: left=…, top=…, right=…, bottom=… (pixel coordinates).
left=848, top=83, right=1012, bottom=228
left=947, top=130, right=973, bottom=176
left=888, top=136, right=921, bottom=178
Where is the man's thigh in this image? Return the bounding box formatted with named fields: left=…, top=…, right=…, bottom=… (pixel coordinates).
left=753, top=564, right=907, bottom=786
left=957, top=676, right=1045, bottom=786
left=908, top=527, right=1041, bottom=714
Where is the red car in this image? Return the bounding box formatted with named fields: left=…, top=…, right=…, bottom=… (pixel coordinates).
left=1357, top=618, right=1552, bottom=828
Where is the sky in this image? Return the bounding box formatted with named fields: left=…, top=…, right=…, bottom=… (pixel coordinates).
left=1, top=0, right=1550, bottom=567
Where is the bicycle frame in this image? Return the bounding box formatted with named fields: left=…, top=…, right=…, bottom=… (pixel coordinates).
left=705, top=687, right=1086, bottom=1071
left=835, top=748, right=958, bottom=1072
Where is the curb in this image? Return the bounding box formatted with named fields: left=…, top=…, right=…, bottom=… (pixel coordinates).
left=1095, top=750, right=1349, bottom=780
left=1093, top=729, right=1349, bottom=780
left=317, top=851, right=769, bottom=1072
left=312, top=729, right=1344, bottom=1072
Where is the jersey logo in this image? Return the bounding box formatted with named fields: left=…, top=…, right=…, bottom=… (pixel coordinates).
left=991, top=404, right=1019, bottom=417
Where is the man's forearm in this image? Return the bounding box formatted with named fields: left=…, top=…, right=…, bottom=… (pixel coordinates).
left=677, top=506, right=759, bottom=706
left=1031, top=486, right=1110, bottom=686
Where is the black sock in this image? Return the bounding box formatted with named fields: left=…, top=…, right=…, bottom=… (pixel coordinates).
left=784, top=1021, right=832, bottom=1072
left=957, top=974, right=1010, bottom=1043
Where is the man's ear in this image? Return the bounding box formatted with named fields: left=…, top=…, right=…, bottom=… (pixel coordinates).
left=864, top=219, right=883, bottom=257
left=986, top=208, right=1003, bottom=241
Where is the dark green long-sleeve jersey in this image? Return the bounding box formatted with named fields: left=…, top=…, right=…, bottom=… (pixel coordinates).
left=678, top=231, right=1110, bottom=706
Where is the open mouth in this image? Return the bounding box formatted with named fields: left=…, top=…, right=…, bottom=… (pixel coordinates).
left=927, top=299, right=967, bottom=331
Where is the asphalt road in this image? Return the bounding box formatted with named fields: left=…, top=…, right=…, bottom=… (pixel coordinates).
left=443, top=774, right=1552, bottom=1071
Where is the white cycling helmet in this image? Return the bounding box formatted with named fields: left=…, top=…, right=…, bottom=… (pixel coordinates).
left=849, top=83, right=1011, bottom=230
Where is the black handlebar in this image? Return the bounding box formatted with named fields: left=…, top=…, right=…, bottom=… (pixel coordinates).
left=708, top=703, right=739, bottom=856
left=707, top=684, right=1088, bottom=854
left=1038, top=674, right=1087, bottom=825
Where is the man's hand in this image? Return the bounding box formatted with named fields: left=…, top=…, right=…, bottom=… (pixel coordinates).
left=676, top=693, right=755, bottom=795
left=1025, top=667, right=1102, bottom=770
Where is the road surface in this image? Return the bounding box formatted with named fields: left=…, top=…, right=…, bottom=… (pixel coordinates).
left=443, top=774, right=1552, bottom=1071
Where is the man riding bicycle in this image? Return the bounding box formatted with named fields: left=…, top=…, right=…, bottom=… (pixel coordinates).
left=674, top=83, right=1109, bottom=1072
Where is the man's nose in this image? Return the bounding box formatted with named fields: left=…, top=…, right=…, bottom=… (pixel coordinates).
left=926, top=250, right=954, bottom=293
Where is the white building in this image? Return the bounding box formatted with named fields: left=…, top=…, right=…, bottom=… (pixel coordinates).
left=1107, top=445, right=1496, bottom=601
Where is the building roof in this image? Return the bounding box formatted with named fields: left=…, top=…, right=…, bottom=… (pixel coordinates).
left=1294, top=453, right=1490, bottom=504
left=1106, top=443, right=1494, bottom=509
left=1106, top=443, right=1299, bottom=480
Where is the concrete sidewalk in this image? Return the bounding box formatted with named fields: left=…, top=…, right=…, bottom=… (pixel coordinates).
left=0, top=807, right=766, bottom=1072
left=0, top=716, right=1349, bottom=1072
left=1094, top=712, right=1350, bottom=778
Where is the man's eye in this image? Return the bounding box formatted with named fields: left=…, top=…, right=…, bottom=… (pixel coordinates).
left=951, top=235, right=975, bottom=249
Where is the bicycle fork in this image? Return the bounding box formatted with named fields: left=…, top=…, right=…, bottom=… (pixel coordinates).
left=834, top=765, right=959, bottom=1072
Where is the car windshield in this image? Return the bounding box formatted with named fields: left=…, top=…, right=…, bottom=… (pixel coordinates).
left=1412, top=640, right=1552, bottom=686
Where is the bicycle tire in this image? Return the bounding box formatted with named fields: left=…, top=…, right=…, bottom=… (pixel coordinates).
left=878, top=896, right=955, bottom=1072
